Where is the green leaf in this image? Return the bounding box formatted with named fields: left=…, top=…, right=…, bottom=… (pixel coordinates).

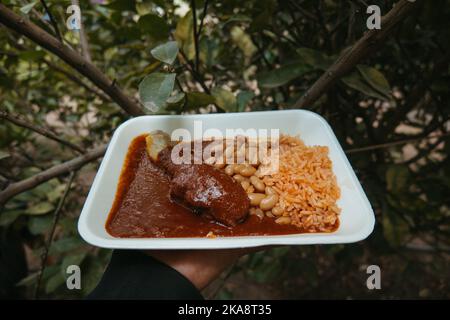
left=222, top=14, right=252, bottom=27
left=199, top=37, right=220, bottom=67
left=341, top=72, right=389, bottom=101
left=383, top=208, right=410, bottom=247
left=50, top=237, right=85, bottom=254
left=230, top=26, right=257, bottom=59
left=104, top=0, right=137, bottom=11
left=296, top=47, right=333, bottom=70
left=20, top=1, right=38, bottom=14
left=0, top=150, right=10, bottom=160
left=139, top=73, right=176, bottom=113
left=0, top=210, right=22, bottom=226
left=186, top=92, right=216, bottom=110
left=26, top=202, right=54, bottom=215
left=386, top=165, right=410, bottom=193
left=174, top=11, right=195, bottom=60
left=47, top=183, right=67, bottom=202
left=82, top=258, right=104, bottom=295
left=151, top=41, right=179, bottom=65
left=135, top=0, right=153, bottom=15
left=16, top=272, right=39, bottom=287
left=28, top=216, right=53, bottom=235
left=45, top=272, right=65, bottom=294
left=18, top=50, right=45, bottom=61
left=237, top=91, right=255, bottom=112
left=137, top=14, right=169, bottom=41
left=167, top=92, right=185, bottom=104
left=257, top=61, right=311, bottom=88
left=249, top=0, right=277, bottom=32
left=357, top=65, right=391, bottom=99
left=211, top=88, right=236, bottom=112
left=61, top=252, right=87, bottom=277
left=165, top=92, right=186, bottom=111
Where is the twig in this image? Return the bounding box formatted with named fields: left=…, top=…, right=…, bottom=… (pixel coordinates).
left=0, top=4, right=144, bottom=116
left=292, top=0, right=421, bottom=109
left=34, top=171, right=76, bottom=299
left=43, top=59, right=111, bottom=102
left=345, top=132, right=450, bottom=154
left=39, top=0, right=62, bottom=42
left=402, top=130, right=448, bottom=165
left=5, top=36, right=109, bottom=102
left=175, top=77, right=188, bottom=112
left=0, top=144, right=107, bottom=205
left=0, top=110, right=85, bottom=154
left=190, top=0, right=200, bottom=72
left=71, top=0, right=92, bottom=62
left=382, top=54, right=448, bottom=137
left=288, top=0, right=318, bottom=21
left=198, top=0, right=209, bottom=35
left=178, top=49, right=210, bottom=94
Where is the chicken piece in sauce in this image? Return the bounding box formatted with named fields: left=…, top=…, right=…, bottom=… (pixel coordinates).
left=145, top=132, right=250, bottom=227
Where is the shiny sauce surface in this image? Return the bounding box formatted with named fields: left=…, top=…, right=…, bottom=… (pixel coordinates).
left=106, top=135, right=309, bottom=238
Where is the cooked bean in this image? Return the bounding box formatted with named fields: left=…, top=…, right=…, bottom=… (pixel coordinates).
left=250, top=176, right=265, bottom=192
left=272, top=206, right=284, bottom=216
left=265, top=186, right=276, bottom=195
left=240, top=165, right=256, bottom=177
left=224, top=164, right=235, bottom=175
left=214, top=162, right=226, bottom=169
left=275, top=216, right=291, bottom=225
left=254, top=169, right=263, bottom=178
left=234, top=164, right=246, bottom=174
left=254, top=208, right=264, bottom=219
left=246, top=185, right=255, bottom=193
left=265, top=211, right=274, bottom=218
left=241, top=180, right=250, bottom=191
left=233, top=174, right=247, bottom=182
left=248, top=193, right=266, bottom=206
left=259, top=194, right=279, bottom=211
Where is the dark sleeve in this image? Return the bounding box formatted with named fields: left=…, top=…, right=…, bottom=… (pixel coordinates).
left=87, top=250, right=203, bottom=300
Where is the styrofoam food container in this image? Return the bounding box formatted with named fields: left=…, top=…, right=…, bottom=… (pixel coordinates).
left=78, top=110, right=375, bottom=249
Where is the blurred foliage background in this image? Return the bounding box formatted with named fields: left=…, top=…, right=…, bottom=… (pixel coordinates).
left=0, top=0, right=449, bottom=299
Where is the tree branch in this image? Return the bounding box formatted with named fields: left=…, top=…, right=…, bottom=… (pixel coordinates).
left=0, top=145, right=107, bottom=205
left=190, top=0, right=200, bottom=72
left=71, top=0, right=92, bottom=62
left=39, top=0, right=63, bottom=42
left=381, top=55, right=448, bottom=137
left=42, top=59, right=111, bottom=102
left=0, top=109, right=85, bottom=154
left=0, top=4, right=144, bottom=116
left=6, top=36, right=110, bottom=102
left=292, top=0, right=421, bottom=109
left=198, top=0, right=209, bottom=36
left=345, top=131, right=450, bottom=155
left=178, top=49, right=211, bottom=94
left=34, top=171, right=76, bottom=299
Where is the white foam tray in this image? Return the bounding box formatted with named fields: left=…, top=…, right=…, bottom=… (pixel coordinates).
left=78, top=110, right=375, bottom=249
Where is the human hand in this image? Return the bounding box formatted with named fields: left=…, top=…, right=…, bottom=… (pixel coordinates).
left=146, top=247, right=266, bottom=290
